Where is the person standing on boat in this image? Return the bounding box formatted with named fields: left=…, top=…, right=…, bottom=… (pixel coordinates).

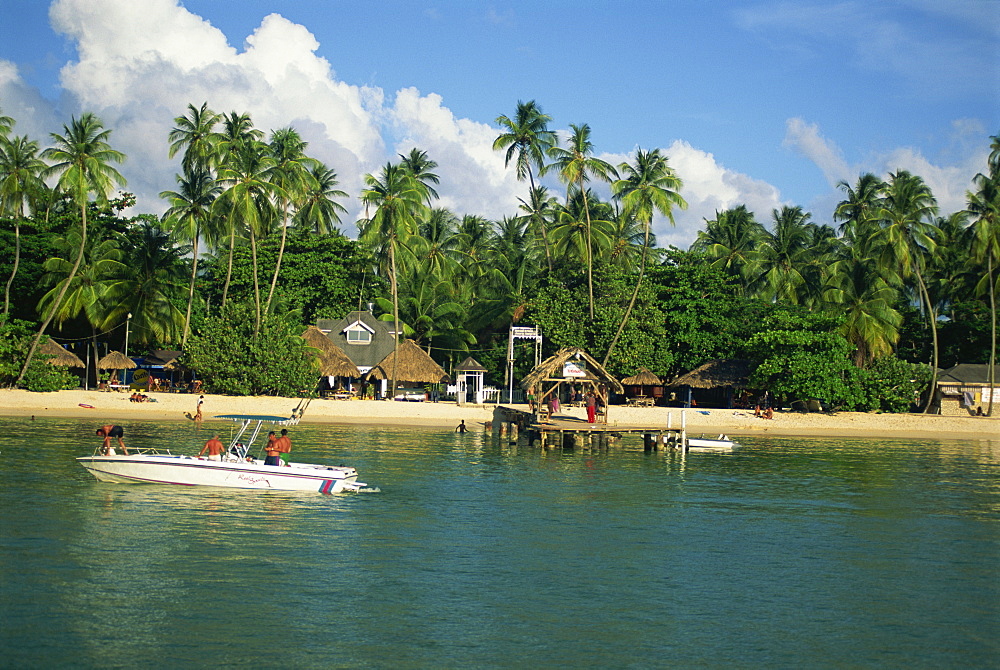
left=276, top=428, right=292, bottom=466
left=199, top=435, right=225, bottom=461
left=96, top=425, right=128, bottom=455
left=264, top=431, right=281, bottom=466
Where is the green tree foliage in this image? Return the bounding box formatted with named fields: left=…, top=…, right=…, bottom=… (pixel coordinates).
left=182, top=302, right=318, bottom=396
left=0, top=319, right=77, bottom=391
left=852, top=356, right=932, bottom=413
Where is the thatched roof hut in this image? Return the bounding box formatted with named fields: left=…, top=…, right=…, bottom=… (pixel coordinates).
left=96, top=350, right=137, bottom=370
left=669, top=359, right=752, bottom=389
left=302, top=326, right=361, bottom=378
left=520, top=347, right=624, bottom=393
left=162, top=358, right=188, bottom=371
left=621, top=367, right=663, bottom=386
left=366, top=339, right=450, bottom=384
left=40, top=338, right=85, bottom=367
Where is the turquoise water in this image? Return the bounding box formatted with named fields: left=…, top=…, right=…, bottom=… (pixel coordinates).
left=1, top=417, right=998, bottom=668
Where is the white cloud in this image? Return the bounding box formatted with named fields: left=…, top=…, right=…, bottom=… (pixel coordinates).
left=782, top=118, right=853, bottom=187
left=653, top=141, right=784, bottom=249
left=784, top=116, right=986, bottom=216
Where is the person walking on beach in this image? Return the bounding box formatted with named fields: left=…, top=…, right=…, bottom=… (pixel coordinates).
left=276, top=428, right=292, bottom=466
left=194, top=395, right=204, bottom=425
left=199, top=435, right=225, bottom=461
left=585, top=391, right=597, bottom=424
left=96, top=425, right=127, bottom=455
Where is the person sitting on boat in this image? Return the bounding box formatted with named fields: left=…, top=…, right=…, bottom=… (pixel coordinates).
left=264, top=431, right=281, bottom=466
left=199, top=435, right=225, bottom=461
left=276, top=428, right=292, bottom=466
left=96, top=425, right=128, bottom=456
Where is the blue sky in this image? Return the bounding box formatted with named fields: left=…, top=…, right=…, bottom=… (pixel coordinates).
left=1, top=0, right=996, bottom=247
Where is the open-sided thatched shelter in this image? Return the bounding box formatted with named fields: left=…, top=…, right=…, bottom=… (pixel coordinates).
left=366, top=340, right=450, bottom=396
left=620, top=367, right=664, bottom=405
left=520, top=347, right=623, bottom=423
left=40, top=338, right=85, bottom=368
left=302, top=326, right=361, bottom=378
left=669, top=359, right=753, bottom=408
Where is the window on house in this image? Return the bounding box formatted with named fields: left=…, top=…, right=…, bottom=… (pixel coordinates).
left=346, top=328, right=371, bottom=344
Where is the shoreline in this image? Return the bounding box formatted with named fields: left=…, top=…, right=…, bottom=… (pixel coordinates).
left=1, top=389, right=997, bottom=441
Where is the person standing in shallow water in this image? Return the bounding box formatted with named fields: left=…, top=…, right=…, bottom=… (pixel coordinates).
left=456, top=420, right=467, bottom=433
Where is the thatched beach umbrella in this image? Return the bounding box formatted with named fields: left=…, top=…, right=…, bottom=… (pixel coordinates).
left=39, top=338, right=85, bottom=368
left=97, top=350, right=137, bottom=371
left=302, top=326, right=361, bottom=378
left=620, top=367, right=662, bottom=386
left=366, top=339, right=449, bottom=384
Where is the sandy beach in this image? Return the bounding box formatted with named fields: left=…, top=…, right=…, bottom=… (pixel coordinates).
left=1, top=388, right=997, bottom=440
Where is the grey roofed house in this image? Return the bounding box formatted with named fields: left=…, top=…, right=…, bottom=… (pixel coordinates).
left=317, top=311, right=397, bottom=374
left=937, top=364, right=1000, bottom=385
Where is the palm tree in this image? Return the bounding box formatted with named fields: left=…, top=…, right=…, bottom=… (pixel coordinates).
left=750, top=206, right=814, bottom=304
left=17, top=113, right=126, bottom=386
left=359, top=163, right=424, bottom=396
left=294, top=162, right=347, bottom=234
left=690, top=205, right=764, bottom=294
left=215, top=137, right=278, bottom=335
left=550, top=190, right=615, bottom=270
left=834, top=173, right=884, bottom=247
left=966, top=140, right=1000, bottom=415
left=603, top=148, right=686, bottom=364
left=265, top=127, right=313, bottom=316
left=516, top=185, right=558, bottom=268
left=161, top=166, right=219, bottom=345
left=214, top=111, right=265, bottom=308
left=876, top=170, right=940, bottom=412
left=0, top=134, right=48, bottom=315
left=493, top=101, right=557, bottom=271
left=167, top=102, right=221, bottom=174
left=399, top=148, right=441, bottom=203
left=546, top=123, right=618, bottom=319
left=0, top=108, right=13, bottom=137
left=37, top=230, right=124, bottom=387
left=823, top=247, right=902, bottom=366
left=102, top=219, right=187, bottom=347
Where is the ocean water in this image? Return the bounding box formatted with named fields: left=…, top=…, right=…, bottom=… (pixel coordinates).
left=1, top=417, right=998, bottom=668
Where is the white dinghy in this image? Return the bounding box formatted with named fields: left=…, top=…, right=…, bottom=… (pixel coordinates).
left=686, top=434, right=739, bottom=452
left=78, top=414, right=365, bottom=493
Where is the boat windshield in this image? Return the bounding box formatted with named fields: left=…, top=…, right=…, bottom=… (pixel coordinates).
left=214, top=414, right=293, bottom=459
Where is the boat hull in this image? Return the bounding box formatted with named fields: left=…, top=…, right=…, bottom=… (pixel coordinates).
left=686, top=437, right=738, bottom=452
left=77, top=454, right=363, bottom=493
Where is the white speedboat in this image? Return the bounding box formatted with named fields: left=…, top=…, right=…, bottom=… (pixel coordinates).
left=686, top=434, right=739, bottom=452
left=77, top=414, right=366, bottom=493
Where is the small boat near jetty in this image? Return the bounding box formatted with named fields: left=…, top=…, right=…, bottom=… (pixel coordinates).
left=77, top=414, right=365, bottom=493
left=686, top=434, right=739, bottom=452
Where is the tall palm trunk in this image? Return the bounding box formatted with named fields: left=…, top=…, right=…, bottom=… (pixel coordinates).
left=389, top=239, right=400, bottom=398
left=988, top=255, right=997, bottom=416
left=221, top=216, right=236, bottom=308
left=602, top=217, right=649, bottom=366
left=914, top=267, right=939, bottom=414
left=250, top=229, right=261, bottom=337
left=17, top=206, right=87, bottom=385
left=528, top=171, right=553, bottom=273
left=265, top=199, right=290, bottom=316
left=3, top=219, right=20, bottom=315
left=580, top=178, right=595, bottom=320
left=182, top=229, right=199, bottom=347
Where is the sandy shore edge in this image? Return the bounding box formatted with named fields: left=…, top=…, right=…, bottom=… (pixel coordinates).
left=2, top=389, right=997, bottom=441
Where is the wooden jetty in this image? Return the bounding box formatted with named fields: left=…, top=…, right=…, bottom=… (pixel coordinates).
left=493, top=405, right=688, bottom=452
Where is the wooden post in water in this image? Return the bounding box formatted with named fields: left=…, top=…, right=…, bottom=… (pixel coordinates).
left=681, top=409, right=687, bottom=451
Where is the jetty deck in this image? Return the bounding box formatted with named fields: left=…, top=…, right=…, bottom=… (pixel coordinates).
left=494, top=406, right=686, bottom=450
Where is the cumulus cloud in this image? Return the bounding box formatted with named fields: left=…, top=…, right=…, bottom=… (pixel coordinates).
left=784, top=116, right=986, bottom=216
left=648, top=141, right=784, bottom=249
